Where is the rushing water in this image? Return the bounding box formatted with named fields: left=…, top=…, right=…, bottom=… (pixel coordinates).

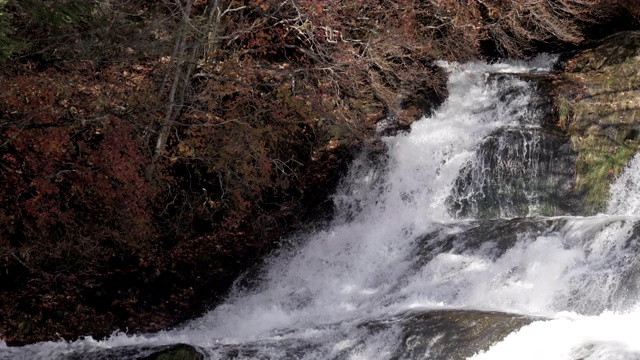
left=3, top=55, right=640, bottom=360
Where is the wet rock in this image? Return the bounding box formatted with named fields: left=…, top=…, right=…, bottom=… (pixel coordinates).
left=141, top=344, right=204, bottom=360
left=556, top=31, right=640, bottom=210
left=448, top=127, right=580, bottom=218
left=447, top=70, right=586, bottom=219
left=414, top=218, right=562, bottom=266
left=362, top=310, right=538, bottom=360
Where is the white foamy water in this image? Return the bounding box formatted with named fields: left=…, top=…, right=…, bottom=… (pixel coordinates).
left=181, top=59, right=539, bottom=339
left=470, top=309, right=640, bottom=360
left=3, top=55, right=640, bottom=360
left=608, top=153, right=640, bottom=215
left=470, top=153, right=640, bottom=360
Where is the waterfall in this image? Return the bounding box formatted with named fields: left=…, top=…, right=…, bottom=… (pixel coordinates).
left=3, top=54, right=640, bottom=360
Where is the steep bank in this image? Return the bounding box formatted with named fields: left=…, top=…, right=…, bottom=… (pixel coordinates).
left=1, top=0, right=449, bottom=344
left=555, top=31, right=640, bottom=211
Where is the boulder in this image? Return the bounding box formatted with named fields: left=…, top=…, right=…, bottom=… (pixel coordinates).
left=362, top=309, right=537, bottom=359
left=141, top=344, right=204, bottom=360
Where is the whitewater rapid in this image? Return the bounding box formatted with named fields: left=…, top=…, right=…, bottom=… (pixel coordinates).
left=470, top=154, right=640, bottom=360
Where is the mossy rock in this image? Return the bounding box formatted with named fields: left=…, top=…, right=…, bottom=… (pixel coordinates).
left=556, top=31, right=640, bottom=211
left=142, top=344, right=205, bottom=360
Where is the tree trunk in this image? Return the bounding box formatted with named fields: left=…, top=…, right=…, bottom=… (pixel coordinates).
left=146, top=0, right=194, bottom=180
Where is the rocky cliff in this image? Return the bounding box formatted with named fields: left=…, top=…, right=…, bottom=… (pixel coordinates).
left=556, top=31, right=640, bottom=210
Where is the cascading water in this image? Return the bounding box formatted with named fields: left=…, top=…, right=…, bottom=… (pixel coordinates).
left=2, top=55, right=640, bottom=360
left=469, top=154, right=640, bottom=360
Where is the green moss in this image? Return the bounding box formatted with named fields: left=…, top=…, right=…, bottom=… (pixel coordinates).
left=558, top=96, right=572, bottom=130
left=575, top=140, right=637, bottom=210
left=554, top=32, right=640, bottom=212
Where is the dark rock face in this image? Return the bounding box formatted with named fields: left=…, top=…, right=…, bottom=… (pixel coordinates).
left=449, top=127, right=580, bottom=218
left=448, top=73, right=584, bottom=219
left=556, top=31, right=640, bottom=210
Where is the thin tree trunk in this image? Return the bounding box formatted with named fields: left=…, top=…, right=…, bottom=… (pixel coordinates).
left=204, top=0, right=222, bottom=63
left=146, top=0, right=194, bottom=180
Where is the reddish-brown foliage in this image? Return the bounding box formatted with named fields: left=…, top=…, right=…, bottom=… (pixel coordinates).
left=0, top=62, right=158, bottom=267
